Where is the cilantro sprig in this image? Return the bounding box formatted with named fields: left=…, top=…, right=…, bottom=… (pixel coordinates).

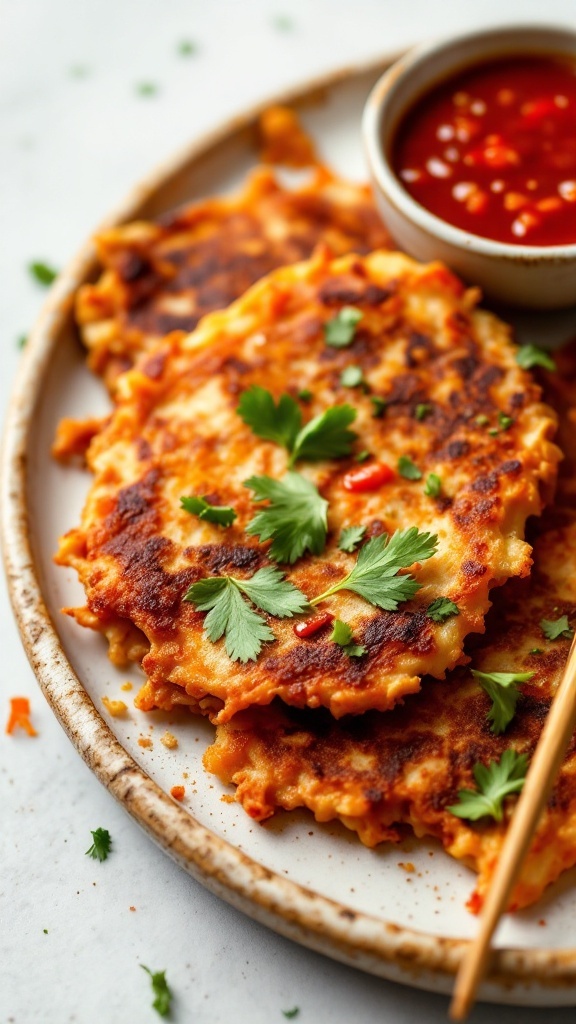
left=85, top=827, right=112, bottom=862
left=426, top=597, right=459, bottom=623
left=448, top=749, right=528, bottom=822
left=540, top=615, right=574, bottom=641
left=324, top=306, right=362, bottom=348
left=244, top=472, right=328, bottom=563
left=183, top=566, right=309, bottom=662
left=472, top=669, right=534, bottom=735
left=180, top=495, right=236, bottom=527
left=331, top=619, right=367, bottom=658
left=397, top=455, right=422, bottom=481
left=141, top=966, right=172, bottom=1018
left=237, top=386, right=357, bottom=467
left=311, top=527, right=437, bottom=610
left=338, top=525, right=366, bottom=553
left=516, top=344, right=556, bottom=372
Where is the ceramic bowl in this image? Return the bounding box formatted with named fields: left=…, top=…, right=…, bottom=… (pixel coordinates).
left=363, top=23, right=576, bottom=309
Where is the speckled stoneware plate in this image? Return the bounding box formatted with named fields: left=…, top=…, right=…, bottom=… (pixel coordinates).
left=4, top=56, right=576, bottom=1007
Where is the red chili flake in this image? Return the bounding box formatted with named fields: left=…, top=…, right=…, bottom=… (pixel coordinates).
left=6, top=697, right=37, bottom=736
left=293, top=612, right=334, bottom=639
left=343, top=462, right=394, bottom=492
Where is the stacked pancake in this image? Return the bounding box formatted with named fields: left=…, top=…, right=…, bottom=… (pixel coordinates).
left=55, top=107, right=576, bottom=912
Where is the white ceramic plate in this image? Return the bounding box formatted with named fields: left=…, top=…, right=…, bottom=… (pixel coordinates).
left=4, top=57, right=576, bottom=1006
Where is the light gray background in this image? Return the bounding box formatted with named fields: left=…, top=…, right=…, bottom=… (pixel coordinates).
left=3, top=1, right=576, bottom=1021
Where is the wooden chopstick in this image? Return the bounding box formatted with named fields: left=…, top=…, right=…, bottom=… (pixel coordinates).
left=449, top=633, right=576, bottom=1021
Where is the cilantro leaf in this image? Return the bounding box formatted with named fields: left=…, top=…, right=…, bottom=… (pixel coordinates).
left=448, top=749, right=528, bottom=822
left=141, top=966, right=172, bottom=1018
left=424, top=472, right=441, bottom=497
left=178, top=39, right=198, bottom=56
left=180, top=495, right=236, bottom=527
left=472, top=670, right=534, bottom=735
left=244, top=472, right=328, bottom=563
left=516, top=344, right=556, bottom=372
left=282, top=1011, right=300, bottom=1021
left=234, top=566, right=310, bottom=617
left=397, top=455, right=422, bottom=481
left=541, top=614, right=574, bottom=641
left=426, top=597, right=459, bottom=623
left=29, top=261, right=58, bottom=286
left=370, top=396, right=387, bottom=418
left=85, top=827, right=112, bottom=862
left=290, top=404, right=357, bottom=465
left=312, top=527, right=437, bottom=610
left=237, top=386, right=302, bottom=451
left=330, top=618, right=367, bottom=657
left=184, top=567, right=309, bottom=661
left=415, top=403, right=432, bottom=421
left=324, top=306, right=362, bottom=348
left=136, top=81, right=159, bottom=97
left=498, top=411, right=514, bottom=431
left=338, top=525, right=366, bottom=553
left=340, top=365, right=366, bottom=389
left=238, top=387, right=357, bottom=466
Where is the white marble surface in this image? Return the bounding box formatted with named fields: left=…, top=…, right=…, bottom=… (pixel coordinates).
left=3, top=1, right=576, bottom=1021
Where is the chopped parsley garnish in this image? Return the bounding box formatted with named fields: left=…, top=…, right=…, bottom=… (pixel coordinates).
left=85, top=827, right=112, bottom=862
left=330, top=619, right=367, bottom=658
left=282, top=1010, right=300, bottom=1020
left=370, top=395, right=387, bottom=418
left=43, top=929, right=48, bottom=934
left=184, top=566, right=309, bottom=662
left=530, top=647, right=543, bottom=655
left=448, top=749, right=528, bottom=822
left=324, top=306, right=362, bottom=348
left=136, top=82, right=159, bottom=97
left=475, top=414, right=489, bottom=427
left=424, top=472, right=441, bottom=497
left=498, top=411, right=514, bottom=431
left=141, top=966, right=172, bottom=1018
left=338, top=525, right=366, bottom=553
left=244, top=472, right=328, bottom=563
left=180, top=495, right=236, bottom=527
left=340, top=365, right=366, bottom=389
left=426, top=597, right=459, bottom=623
left=29, top=261, right=57, bottom=286
left=516, top=344, right=556, bottom=372
left=272, top=14, right=295, bottom=30
left=177, top=39, right=198, bottom=56
left=69, top=64, right=90, bottom=79
left=237, top=386, right=357, bottom=467
left=311, top=527, right=437, bottom=610
left=355, top=450, right=371, bottom=463
left=472, top=670, right=534, bottom=735
left=540, top=614, right=574, bottom=641
left=17, top=334, right=27, bottom=349
left=415, top=403, right=432, bottom=421
left=397, top=455, right=422, bottom=481
left=297, top=389, right=312, bottom=402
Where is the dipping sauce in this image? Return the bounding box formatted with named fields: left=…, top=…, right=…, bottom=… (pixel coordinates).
left=392, top=56, right=576, bottom=246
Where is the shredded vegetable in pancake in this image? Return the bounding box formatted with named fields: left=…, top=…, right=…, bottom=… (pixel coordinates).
left=75, top=110, right=390, bottom=392
left=55, top=248, right=559, bottom=723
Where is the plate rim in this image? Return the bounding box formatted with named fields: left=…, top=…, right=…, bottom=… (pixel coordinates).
left=3, top=51, right=576, bottom=1002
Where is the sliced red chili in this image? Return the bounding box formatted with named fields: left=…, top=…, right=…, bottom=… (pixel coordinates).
left=343, top=462, right=394, bottom=493
left=293, top=612, right=334, bottom=639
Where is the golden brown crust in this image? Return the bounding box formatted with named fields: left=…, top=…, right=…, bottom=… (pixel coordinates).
left=204, top=505, right=576, bottom=912
left=56, top=248, right=560, bottom=723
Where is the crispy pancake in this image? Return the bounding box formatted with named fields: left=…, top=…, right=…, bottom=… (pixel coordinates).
left=76, top=109, right=391, bottom=392
left=204, top=504, right=576, bottom=912
left=55, top=248, right=559, bottom=723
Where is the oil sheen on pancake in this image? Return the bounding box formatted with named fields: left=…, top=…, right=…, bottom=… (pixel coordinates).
left=55, top=248, right=559, bottom=724
left=75, top=108, right=391, bottom=392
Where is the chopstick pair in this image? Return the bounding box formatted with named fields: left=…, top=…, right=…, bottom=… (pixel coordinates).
left=449, top=634, right=576, bottom=1020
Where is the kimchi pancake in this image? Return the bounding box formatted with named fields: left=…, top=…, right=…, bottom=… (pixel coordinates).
left=56, top=248, right=559, bottom=722
left=204, top=507, right=576, bottom=912
left=76, top=149, right=391, bottom=392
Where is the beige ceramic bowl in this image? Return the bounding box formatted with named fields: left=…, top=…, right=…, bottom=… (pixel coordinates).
left=363, top=24, right=576, bottom=309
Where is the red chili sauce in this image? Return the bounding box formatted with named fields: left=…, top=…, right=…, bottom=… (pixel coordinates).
left=392, top=56, right=576, bottom=246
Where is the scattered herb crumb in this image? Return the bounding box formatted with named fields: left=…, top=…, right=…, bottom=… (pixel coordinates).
left=475, top=414, right=489, bottom=427
left=355, top=449, right=371, bottom=463
left=397, top=455, right=422, bottom=481
left=28, top=261, right=58, bottom=286
left=177, top=39, right=198, bottom=56
left=370, top=395, right=387, bottom=418
left=69, top=64, right=90, bottom=79
left=272, top=15, right=295, bottom=31
left=297, top=389, right=312, bottom=402
left=498, top=411, right=514, bottom=431
left=424, top=472, right=442, bottom=497
left=324, top=306, right=362, bottom=348
left=85, top=827, right=112, bottom=862
left=529, top=647, right=543, bottom=655
left=43, top=929, right=48, bottom=934
left=340, top=365, right=366, bottom=389
left=426, top=597, right=459, bottom=623
left=141, top=965, right=172, bottom=1018
left=415, top=403, right=432, bottom=421
left=540, top=615, right=574, bottom=641
left=282, top=1007, right=300, bottom=1018
left=17, top=334, right=28, bottom=349
left=516, top=344, right=556, bottom=372
left=136, top=82, right=159, bottom=97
